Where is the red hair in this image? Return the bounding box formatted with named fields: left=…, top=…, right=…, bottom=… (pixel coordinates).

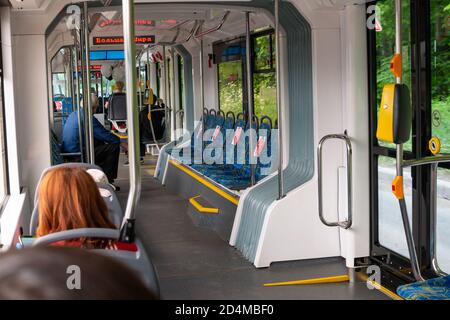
left=37, top=168, right=116, bottom=249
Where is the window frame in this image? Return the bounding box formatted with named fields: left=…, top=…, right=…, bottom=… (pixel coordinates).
left=214, top=29, right=276, bottom=117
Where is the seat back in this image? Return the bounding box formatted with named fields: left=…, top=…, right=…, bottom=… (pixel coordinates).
left=32, top=229, right=160, bottom=298
left=108, top=93, right=127, bottom=121
left=256, top=116, right=273, bottom=179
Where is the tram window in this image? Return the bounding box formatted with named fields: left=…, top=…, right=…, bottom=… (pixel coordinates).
left=0, top=52, right=9, bottom=207
left=218, top=60, right=243, bottom=115
left=431, top=0, right=450, bottom=273
left=52, top=73, right=67, bottom=98
left=253, top=32, right=277, bottom=121
left=375, top=0, right=412, bottom=151
left=377, top=156, right=413, bottom=258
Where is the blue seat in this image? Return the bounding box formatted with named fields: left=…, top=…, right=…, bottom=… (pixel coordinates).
left=397, top=276, right=450, bottom=300
left=207, top=115, right=260, bottom=190
left=191, top=111, right=236, bottom=173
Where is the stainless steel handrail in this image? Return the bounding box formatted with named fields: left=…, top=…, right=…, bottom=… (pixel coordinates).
left=72, top=44, right=84, bottom=162
left=275, top=0, right=285, bottom=200
left=83, top=2, right=95, bottom=164
left=195, top=11, right=230, bottom=39
left=245, top=11, right=256, bottom=186
left=317, top=134, right=353, bottom=229
left=430, top=163, right=448, bottom=276
left=121, top=0, right=141, bottom=242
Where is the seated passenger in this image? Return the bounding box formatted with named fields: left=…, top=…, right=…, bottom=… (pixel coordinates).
left=0, top=247, right=156, bottom=300
left=36, top=167, right=132, bottom=251
left=61, top=93, right=121, bottom=189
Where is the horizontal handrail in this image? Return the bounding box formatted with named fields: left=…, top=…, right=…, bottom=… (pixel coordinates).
left=402, top=155, right=450, bottom=168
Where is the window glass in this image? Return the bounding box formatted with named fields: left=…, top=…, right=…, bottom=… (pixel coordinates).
left=431, top=0, right=450, bottom=154
left=253, top=32, right=277, bottom=122
left=254, top=72, right=277, bottom=121
left=254, top=34, right=274, bottom=71
left=218, top=61, right=243, bottom=115
left=431, top=0, right=450, bottom=273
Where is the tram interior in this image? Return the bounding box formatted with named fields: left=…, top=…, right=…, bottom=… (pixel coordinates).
left=0, top=0, right=448, bottom=301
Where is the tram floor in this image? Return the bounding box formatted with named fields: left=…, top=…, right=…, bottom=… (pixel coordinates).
left=114, top=155, right=390, bottom=300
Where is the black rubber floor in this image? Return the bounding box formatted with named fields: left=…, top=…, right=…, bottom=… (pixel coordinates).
left=114, top=155, right=389, bottom=300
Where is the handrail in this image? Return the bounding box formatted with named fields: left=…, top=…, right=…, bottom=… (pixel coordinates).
left=33, top=228, right=120, bottom=247
left=195, top=11, right=230, bottom=39
left=430, top=163, right=448, bottom=276
left=120, top=0, right=141, bottom=243
left=275, top=0, right=285, bottom=200
left=402, top=155, right=450, bottom=168
left=245, top=11, right=256, bottom=187
left=72, top=44, right=84, bottom=162
left=317, top=134, right=353, bottom=229
left=83, top=2, right=95, bottom=164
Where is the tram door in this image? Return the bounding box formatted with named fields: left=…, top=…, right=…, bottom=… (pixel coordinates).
left=369, top=0, right=450, bottom=279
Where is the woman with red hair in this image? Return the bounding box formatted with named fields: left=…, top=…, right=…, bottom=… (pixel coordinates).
left=36, top=167, right=130, bottom=250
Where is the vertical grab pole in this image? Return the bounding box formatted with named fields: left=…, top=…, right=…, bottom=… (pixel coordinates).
left=121, top=0, right=141, bottom=242
left=162, top=45, right=170, bottom=140
left=393, top=0, right=423, bottom=282
left=199, top=38, right=205, bottom=111
left=79, top=13, right=90, bottom=163
left=138, top=52, right=143, bottom=110
left=275, top=0, right=285, bottom=199
left=73, top=45, right=84, bottom=162
left=245, top=11, right=256, bottom=186
left=83, top=2, right=95, bottom=164
left=170, top=48, right=176, bottom=140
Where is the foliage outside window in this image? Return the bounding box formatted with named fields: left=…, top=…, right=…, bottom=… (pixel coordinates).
left=431, top=0, right=450, bottom=153
left=253, top=32, right=277, bottom=122
left=218, top=61, right=243, bottom=115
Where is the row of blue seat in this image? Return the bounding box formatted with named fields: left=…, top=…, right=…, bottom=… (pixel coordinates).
left=171, top=109, right=278, bottom=191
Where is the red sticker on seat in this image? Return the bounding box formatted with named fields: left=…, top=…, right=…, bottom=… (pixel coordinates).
left=254, top=136, right=267, bottom=157
left=212, top=126, right=221, bottom=142
left=232, top=127, right=243, bottom=146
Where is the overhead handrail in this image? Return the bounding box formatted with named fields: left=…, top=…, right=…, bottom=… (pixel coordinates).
left=317, top=134, right=353, bottom=229
left=120, top=0, right=141, bottom=243
left=195, top=11, right=230, bottom=39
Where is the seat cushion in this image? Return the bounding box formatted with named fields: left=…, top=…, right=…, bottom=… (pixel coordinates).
left=397, top=276, right=450, bottom=300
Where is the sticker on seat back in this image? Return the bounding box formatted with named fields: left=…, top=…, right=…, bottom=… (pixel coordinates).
left=232, top=127, right=243, bottom=146
left=212, top=126, right=221, bottom=142
left=254, top=136, right=267, bottom=157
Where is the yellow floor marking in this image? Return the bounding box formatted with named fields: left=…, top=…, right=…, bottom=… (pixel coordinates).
left=264, top=275, right=350, bottom=287
left=169, top=160, right=239, bottom=205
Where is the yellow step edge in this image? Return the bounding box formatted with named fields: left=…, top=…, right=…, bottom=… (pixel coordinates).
left=361, top=275, right=404, bottom=301
left=264, top=275, right=350, bottom=287
left=189, top=196, right=220, bottom=214
left=169, top=159, right=240, bottom=206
